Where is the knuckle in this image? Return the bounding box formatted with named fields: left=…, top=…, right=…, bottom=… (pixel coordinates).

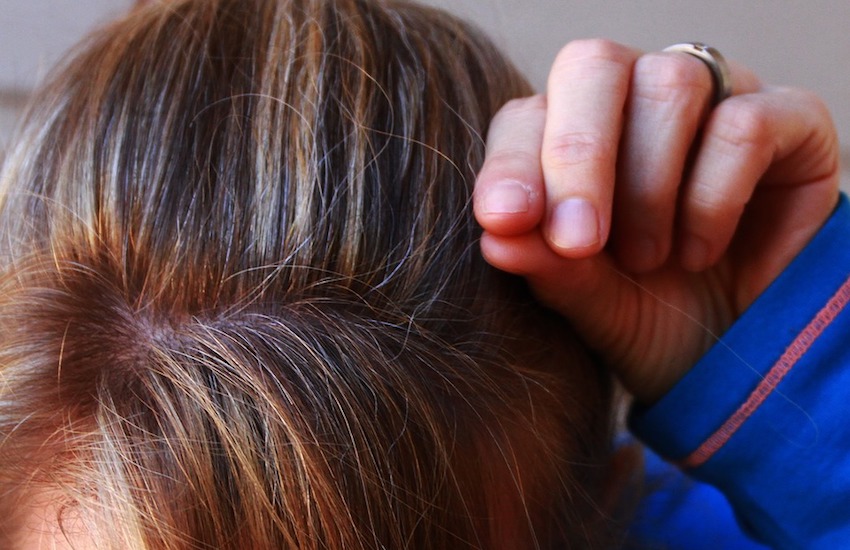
left=488, top=94, right=546, bottom=139
left=777, top=87, right=840, bottom=176
left=688, top=190, right=746, bottom=222
left=712, top=102, right=773, bottom=152
left=552, top=39, right=632, bottom=75
left=633, top=53, right=712, bottom=104
left=484, top=148, right=540, bottom=176
left=543, top=132, right=615, bottom=168
left=494, top=94, right=547, bottom=121
left=791, top=87, right=832, bottom=119
left=560, top=38, right=629, bottom=61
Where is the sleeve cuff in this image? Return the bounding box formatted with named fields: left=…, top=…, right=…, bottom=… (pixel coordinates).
left=630, top=193, right=850, bottom=464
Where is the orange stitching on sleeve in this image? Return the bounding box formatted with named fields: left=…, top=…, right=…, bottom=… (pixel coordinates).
left=681, top=274, right=850, bottom=469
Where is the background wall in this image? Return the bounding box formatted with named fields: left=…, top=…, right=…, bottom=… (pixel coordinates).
left=2, top=0, right=848, bottom=183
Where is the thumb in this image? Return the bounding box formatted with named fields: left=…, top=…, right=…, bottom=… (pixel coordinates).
left=482, top=230, right=696, bottom=402
left=480, top=230, right=630, bottom=350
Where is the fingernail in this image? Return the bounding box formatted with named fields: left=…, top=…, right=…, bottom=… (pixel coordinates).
left=680, top=233, right=711, bottom=271
left=480, top=181, right=530, bottom=214
left=550, top=198, right=600, bottom=250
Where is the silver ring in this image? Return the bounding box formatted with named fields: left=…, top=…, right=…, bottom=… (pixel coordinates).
left=663, top=42, right=732, bottom=105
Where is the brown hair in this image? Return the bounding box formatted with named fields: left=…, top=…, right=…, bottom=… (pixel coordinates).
left=0, top=0, right=613, bottom=547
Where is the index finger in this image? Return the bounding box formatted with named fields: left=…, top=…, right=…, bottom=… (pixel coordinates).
left=474, top=95, right=548, bottom=237
left=542, top=40, right=640, bottom=257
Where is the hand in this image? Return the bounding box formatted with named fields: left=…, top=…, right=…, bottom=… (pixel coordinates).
left=474, top=40, right=840, bottom=403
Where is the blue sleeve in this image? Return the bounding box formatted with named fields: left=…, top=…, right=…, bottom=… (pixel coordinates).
left=627, top=444, right=770, bottom=549
left=630, top=194, right=850, bottom=550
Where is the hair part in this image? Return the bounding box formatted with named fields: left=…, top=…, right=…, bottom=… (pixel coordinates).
left=0, top=1, right=614, bottom=548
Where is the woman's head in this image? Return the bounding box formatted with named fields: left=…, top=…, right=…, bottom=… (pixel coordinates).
left=0, top=0, right=612, bottom=547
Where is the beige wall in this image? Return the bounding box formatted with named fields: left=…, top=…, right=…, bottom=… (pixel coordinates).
left=0, top=92, right=22, bottom=152
left=420, top=1, right=850, bottom=148
left=2, top=0, right=848, bottom=186
left=0, top=0, right=134, bottom=151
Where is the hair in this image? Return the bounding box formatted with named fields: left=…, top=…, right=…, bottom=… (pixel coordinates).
left=0, top=0, right=614, bottom=548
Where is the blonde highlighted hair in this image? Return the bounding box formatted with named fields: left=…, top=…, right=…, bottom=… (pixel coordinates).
left=0, top=0, right=613, bottom=548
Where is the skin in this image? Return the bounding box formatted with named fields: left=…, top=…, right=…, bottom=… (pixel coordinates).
left=12, top=490, right=97, bottom=550
left=474, top=39, right=841, bottom=403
